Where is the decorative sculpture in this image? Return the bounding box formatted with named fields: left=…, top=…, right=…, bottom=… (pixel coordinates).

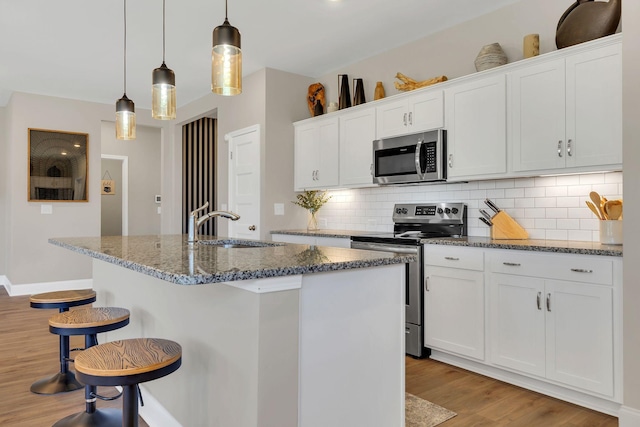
left=555, top=0, right=621, bottom=49
left=307, top=83, right=326, bottom=117
left=394, top=73, right=448, bottom=92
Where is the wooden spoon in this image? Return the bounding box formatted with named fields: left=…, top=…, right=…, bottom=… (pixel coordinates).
left=586, top=201, right=603, bottom=220
left=604, top=200, right=623, bottom=220
left=590, top=191, right=606, bottom=219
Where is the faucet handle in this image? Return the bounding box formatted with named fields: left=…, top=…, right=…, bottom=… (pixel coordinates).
left=191, top=201, right=209, bottom=216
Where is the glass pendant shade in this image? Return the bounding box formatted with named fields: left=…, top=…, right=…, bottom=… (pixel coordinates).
left=116, top=94, right=136, bottom=140
left=152, top=63, right=176, bottom=119
left=212, top=19, right=242, bottom=96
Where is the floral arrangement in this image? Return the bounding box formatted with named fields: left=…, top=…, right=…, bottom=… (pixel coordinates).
left=292, top=190, right=331, bottom=213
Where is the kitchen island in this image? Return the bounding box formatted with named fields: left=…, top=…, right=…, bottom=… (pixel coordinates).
left=50, top=235, right=414, bottom=427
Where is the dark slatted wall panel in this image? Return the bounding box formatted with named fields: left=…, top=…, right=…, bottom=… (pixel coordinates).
left=182, top=118, right=216, bottom=236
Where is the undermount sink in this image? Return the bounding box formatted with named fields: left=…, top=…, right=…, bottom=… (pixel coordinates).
left=199, top=239, right=283, bottom=249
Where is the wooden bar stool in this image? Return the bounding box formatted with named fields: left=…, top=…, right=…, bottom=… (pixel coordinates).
left=74, top=338, right=182, bottom=427
left=50, top=307, right=130, bottom=427
left=29, top=289, right=97, bottom=394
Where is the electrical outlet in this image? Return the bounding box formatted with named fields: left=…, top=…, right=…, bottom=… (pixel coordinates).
left=318, top=218, right=328, bottom=228
left=274, top=203, right=285, bottom=215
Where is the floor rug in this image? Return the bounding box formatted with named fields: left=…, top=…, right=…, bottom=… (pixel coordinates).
left=406, top=392, right=457, bottom=427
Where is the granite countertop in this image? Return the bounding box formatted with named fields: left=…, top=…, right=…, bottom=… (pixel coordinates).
left=270, top=230, right=622, bottom=257
left=49, top=235, right=415, bottom=285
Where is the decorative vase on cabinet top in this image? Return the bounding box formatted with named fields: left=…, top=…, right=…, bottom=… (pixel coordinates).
left=353, top=78, right=366, bottom=106
left=474, top=43, right=508, bottom=72
left=374, top=82, right=385, bottom=100
left=338, top=74, right=351, bottom=110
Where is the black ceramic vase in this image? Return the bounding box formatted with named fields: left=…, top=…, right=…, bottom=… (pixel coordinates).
left=353, top=78, right=366, bottom=106
left=338, top=74, right=351, bottom=110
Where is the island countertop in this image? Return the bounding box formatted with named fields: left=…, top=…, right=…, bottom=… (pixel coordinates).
left=49, top=235, right=415, bottom=285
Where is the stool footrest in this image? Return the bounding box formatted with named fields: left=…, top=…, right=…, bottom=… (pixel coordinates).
left=52, top=408, right=122, bottom=427
left=70, top=347, right=85, bottom=352
left=91, top=390, right=123, bottom=401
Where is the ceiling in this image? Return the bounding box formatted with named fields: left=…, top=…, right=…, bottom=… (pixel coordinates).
left=0, top=0, right=521, bottom=110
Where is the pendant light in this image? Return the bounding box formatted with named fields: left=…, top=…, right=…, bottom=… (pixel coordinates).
left=152, top=0, right=176, bottom=119
left=211, top=0, right=242, bottom=96
left=116, top=0, right=136, bottom=140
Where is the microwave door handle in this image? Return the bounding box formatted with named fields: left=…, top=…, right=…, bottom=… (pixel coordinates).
left=414, top=139, right=425, bottom=180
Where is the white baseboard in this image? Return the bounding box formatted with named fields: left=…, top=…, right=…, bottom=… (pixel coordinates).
left=619, top=406, right=640, bottom=426
left=138, top=384, right=182, bottom=427
left=2, top=276, right=93, bottom=296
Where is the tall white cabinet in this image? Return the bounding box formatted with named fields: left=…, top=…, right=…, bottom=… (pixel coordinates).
left=294, top=117, right=339, bottom=191
left=509, top=41, right=622, bottom=173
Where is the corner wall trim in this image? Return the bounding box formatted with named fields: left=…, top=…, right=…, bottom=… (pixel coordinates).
left=3, top=277, right=93, bottom=296
left=619, top=406, right=640, bottom=427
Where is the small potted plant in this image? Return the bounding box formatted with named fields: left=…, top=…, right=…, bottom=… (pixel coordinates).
left=292, top=190, right=332, bottom=231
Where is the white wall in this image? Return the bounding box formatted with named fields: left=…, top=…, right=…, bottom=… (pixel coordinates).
left=100, top=158, right=123, bottom=236
left=0, top=106, right=7, bottom=275
left=319, top=172, right=622, bottom=241
left=101, top=122, right=161, bottom=236
left=621, top=0, right=640, bottom=423
left=3, top=92, right=174, bottom=287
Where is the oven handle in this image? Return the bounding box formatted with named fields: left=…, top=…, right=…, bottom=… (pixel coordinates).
left=414, top=138, right=425, bottom=180
left=350, top=241, right=419, bottom=255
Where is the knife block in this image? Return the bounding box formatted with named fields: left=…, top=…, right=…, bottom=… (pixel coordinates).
left=490, top=211, right=529, bottom=240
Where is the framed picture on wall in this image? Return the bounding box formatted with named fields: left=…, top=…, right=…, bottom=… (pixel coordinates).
left=28, top=128, right=89, bottom=202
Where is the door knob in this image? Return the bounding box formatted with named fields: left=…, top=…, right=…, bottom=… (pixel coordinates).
left=249, top=225, right=256, bottom=231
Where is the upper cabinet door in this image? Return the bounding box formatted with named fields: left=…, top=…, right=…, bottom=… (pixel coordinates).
left=565, top=43, right=622, bottom=168
left=376, top=90, right=444, bottom=139
left=294, top=117, right=339, bottom=191
left=339, top=107, right=377, bottom=187
left=509, top=58, right=567, bottom=172
left=445, top=74, right=507, bottom=179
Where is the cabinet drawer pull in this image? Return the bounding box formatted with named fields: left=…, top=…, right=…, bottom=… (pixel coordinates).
left=503, top=262, right=521, bottom=267
left=444, top=257, right=459, bottom=261
left=570, top=268, right=593, bottom=273
left=558, top=140, right=563, bottom=157
left=537, top=292, right=542, bottom=310
left=546, top=293, right=551, bottom=312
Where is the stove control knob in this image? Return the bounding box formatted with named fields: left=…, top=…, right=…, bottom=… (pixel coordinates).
left=445, top=208, right=451, bottom=214
left=395, top=208, right=402, bottom=214
left=402, top=208, right=408, bottom=214
left=437, top=208, right=444, bottom=214
left=452, top=208, right=459, bottom=214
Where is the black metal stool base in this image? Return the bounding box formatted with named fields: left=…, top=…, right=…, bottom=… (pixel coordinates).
left=30, top=371, right=83, bottom=395
left=52, top=408, right=122, bottom=427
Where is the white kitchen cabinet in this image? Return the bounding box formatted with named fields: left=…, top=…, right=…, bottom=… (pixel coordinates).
left=376, top=90, right=444, bottom=138
left=489, top=251, right=615, bottom=397
left=509, top=40, right=621, bottom=173
left=445, top=74, right=506, bottom=179
left=339, top=106, right=377, bottom=187
left=294, top=117, right=340, bottom=191
left=424, top=245, right=485, bottom=360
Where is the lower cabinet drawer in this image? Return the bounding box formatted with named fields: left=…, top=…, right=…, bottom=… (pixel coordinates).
left=425, top=245, right=484, bottom=271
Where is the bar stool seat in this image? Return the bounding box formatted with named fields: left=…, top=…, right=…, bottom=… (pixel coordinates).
left=74, top=338, right=182, bottom=427
left=51, top=307, right=130, bottom=427
left=29, top=289, right=96, bottom=394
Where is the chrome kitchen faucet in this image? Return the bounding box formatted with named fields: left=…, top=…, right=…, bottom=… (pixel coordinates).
left=187, top=201, right=240, bottom=243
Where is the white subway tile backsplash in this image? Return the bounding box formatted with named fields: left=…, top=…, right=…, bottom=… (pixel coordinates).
left=321, top=171, right=622, bottom=242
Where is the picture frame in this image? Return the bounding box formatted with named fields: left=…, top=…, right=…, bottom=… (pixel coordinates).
left=28, top=128, right=89, bottom=202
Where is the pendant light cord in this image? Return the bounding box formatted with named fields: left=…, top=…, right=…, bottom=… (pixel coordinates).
left=123, top=0, right=127, bottom=94
left=162, top=0, right=166, bottom=63
left=225, top=0, right=228, bottom=20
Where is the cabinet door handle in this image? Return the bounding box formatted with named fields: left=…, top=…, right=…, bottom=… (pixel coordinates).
left=546, top=293, right=551, bottom=312
left=249, top=225, right=256, bottom=231
left=558, top=140, right=563, bottom=157
left=408, top=112, right=413, bottom=125
left=425, top=277, right=429, bottom=292
left=316, top=170, right=319, bottom=181
left=403, top=113, right=408, bottom=126
left=503, top=262, right=521, bottom=267
left=444, top=256, right=459, bottom=261
left=537, top=292, right=542, bottom=310
left=567, top=139, right=572, bottom=157
left=370, top=163, right=374, bottom=176
left=448, top=154, right=453, bottom=168
left=570, top=268, right=593, bottom=273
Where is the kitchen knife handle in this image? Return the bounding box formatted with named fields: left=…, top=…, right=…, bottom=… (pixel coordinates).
left=558, top=140, right=563, bottom=157
left=485, top=199, right=500, bottom=213
left=479, top=216, right=492, bottom=227
left=479, top=209, right=493, bottom=221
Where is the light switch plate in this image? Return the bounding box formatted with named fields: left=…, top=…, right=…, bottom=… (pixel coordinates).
left=274, top=203, right=285, bottom=215
left=157, top=207, right=162, bottom=214
left=41, top=204, right=53, bottom=215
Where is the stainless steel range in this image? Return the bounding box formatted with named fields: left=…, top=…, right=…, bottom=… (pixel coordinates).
left=350, top=202, right=467, bottom=358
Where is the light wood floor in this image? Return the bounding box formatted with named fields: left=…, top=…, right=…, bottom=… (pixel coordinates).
left=406, top=355, right=618, bottom=426
left=0, top=287, right=618, bottom=426
left=0, top=288, right=148, bottom=426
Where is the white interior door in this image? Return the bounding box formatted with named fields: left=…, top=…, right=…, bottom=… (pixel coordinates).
left=227, top=124, right=261, bottom=239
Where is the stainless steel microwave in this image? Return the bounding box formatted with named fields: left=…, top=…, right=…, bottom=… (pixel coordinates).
left=372, top=129, right=446, bottom=185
